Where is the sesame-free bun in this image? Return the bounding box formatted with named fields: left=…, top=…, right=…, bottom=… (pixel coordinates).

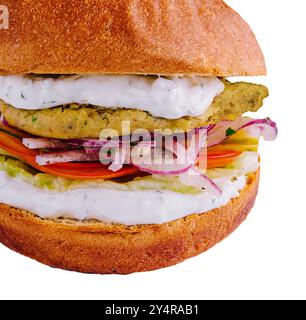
left=0, top=171, right=259, bottom=274
left=0, top=0, right=265, bottom=76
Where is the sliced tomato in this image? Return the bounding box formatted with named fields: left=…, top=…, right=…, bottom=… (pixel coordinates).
left=43, top=164, right=138, bottom=180
left=0, top=131, right=138, bottom=179
left=202, top=150, right=242, bottom=169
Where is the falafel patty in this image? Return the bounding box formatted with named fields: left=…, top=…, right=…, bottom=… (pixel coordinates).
left=0, top=81, right=268, bottom=139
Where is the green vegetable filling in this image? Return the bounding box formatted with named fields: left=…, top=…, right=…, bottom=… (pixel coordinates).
left=226, top=128, right=237, bottom=137
left=0, top=153, right=202, bottom=194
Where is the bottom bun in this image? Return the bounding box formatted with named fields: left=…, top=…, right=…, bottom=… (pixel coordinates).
left=0, top=170, right=259, bottom=274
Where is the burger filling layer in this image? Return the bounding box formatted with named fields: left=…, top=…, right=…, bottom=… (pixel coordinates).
left=0, top=152, right=258, bottom=225
left=0, top=74, right=277, bottom=226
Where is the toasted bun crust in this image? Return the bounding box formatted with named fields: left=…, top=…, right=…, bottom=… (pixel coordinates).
left=0, top=171, right=259, bottom=274
left=0, top=0, right=265, bottom=76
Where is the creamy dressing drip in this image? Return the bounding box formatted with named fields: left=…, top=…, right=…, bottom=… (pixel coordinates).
left=0, top=74, right=224, bottom=119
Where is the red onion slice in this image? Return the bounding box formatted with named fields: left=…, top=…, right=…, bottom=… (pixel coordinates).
left=36, top=150, right=99, bottom=166
left=128, top=130, right=208, bottom=176
left=65, top=139, right=121, bottom=148
left=66, top=139, right=156, bottom=148
left=207, top=117, right=278, bottom=147
left=0, top=115, right=9, bottom=127
left=206, top=124, right=217, bottom=134
left=240, top=118, right=278, bottom=141
left=131, top=144, right=191, bottom=175
left=179, top=166, right=222, bottom=196
left=84, top=147, right=100, bottom=155
left=165, top=130, right=206, bottom=167
left=23, top=138, right=69, bottom=150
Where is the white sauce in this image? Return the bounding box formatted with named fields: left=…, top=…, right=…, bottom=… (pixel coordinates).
left=0, top=171, right=246, bottom=226
left=0, top=75, right=224, bottom=119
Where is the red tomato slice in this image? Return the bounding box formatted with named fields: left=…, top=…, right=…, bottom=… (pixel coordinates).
left=203, top=150, right=241, bottom=169
left=42, top=165, right=139, bottom=180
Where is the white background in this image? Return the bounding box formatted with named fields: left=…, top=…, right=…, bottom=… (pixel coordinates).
left=0, top=0, right=305, bottom=300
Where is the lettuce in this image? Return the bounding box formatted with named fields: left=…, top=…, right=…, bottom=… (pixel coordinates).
left=0, top=154, right=202, bottom=194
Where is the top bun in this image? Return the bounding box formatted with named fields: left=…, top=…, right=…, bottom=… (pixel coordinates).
left=0, top=0, right=266, bottom=76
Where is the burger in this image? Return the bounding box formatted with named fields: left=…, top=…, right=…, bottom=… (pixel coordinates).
left=0, top=0, right=277, bottom=274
